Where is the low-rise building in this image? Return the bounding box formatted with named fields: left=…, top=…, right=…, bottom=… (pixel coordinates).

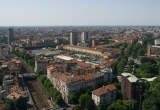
left=92, top=84, right=117, bottom=106
left=1, top=74, right=28, bottom=100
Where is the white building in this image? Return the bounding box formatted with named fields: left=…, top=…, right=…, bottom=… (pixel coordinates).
left=81, top=32, right=88, bottom=43
left=155, top=39, right=160, bottom=46
left=92, top=84, right=117, bottom=106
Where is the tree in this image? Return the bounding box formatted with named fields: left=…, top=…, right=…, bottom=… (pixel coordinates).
left=135, top=63, right=158, bottom=78
left=129, top=60, right=134, bottom=65
left=78, top=93, right=96, bottom=110
left=140, top=57, right=156, bottom=64
left=137, top=48, right=145, bottom=56
left=55, top=95, right=64, bottom=106
left=123, top=100, right=137, bottom=110
left=98, top=101, right=105, bottom=110
left=72, top=105, right=81, bottom=110
left=37, top=74, right=65, bottom=106
left=5, top=98, right=27, bottom=110
left=37, top=70, right=43, bottom=75
left=107, top=100, right=128, bottom=110
left=15, top=97, right=27, bottom=110
left=38, top=74, right=46, bottom=84
left=69, top=92, right=78, bottom=104
left=5, top=100, right=16, bottom=110
left=142, top=76, right=160, bottom=110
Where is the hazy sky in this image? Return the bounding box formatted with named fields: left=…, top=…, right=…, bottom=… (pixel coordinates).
left=0, top=0, right=160, bottom=26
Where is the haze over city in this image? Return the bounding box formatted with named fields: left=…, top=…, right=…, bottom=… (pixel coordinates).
left=0, top=0, right=160, bottom=26
left=0, top=1, right=160, bottom=110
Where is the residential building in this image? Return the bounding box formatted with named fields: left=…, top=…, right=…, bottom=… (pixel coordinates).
left=147, top=45, right=160, bottom=57
left=81, top=32, right=88, bottom=43
left=0, top=44, right=10, bottom=58
left=92, top=84, right=117, bottom=106
left=70, top=31, right=78, bottom=45
left=34, top=56, right=49, bottom=74
left=63, top=45, right=112, bottom=58
left=121, top=73, right=143, bottom=100
left=155, top=39, right=160, bottom=46
left=47, top=63, right=113, bottom=103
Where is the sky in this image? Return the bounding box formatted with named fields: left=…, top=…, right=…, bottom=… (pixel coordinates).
left=0, top=0, right=160, bottom=26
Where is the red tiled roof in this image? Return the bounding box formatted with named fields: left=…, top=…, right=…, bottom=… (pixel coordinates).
left=69, top=75, right=83, bottom=82
left=106, top=84, right=117, bottom=91
left=92, top=84, right=116, bottom=96
left=72, top=60, right=90, bottom=68
left=84, top=74, right=94, bottom=80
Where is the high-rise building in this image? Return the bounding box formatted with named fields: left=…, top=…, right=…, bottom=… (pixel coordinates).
left=8, top=28, right=14, bottom=45
left=121, top=73, right=143, bottom=100
left=80, top=32, right=89, bottom=43
left=92, top=39, right=95, bottom=47
left=70, top=31, right=78, bottom=45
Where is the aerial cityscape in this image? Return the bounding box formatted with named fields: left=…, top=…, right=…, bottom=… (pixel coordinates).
left=0, top=0, right=160, bottom=110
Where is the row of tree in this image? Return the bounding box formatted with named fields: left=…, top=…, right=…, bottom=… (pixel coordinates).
left=70, top=90, right=97, bottom=110
left=37, top=74, right=64, bottom=106
left=13, top=51, right=35, bottom=70
left=127, top=43, right=146, bottom=58
left=135, top=57, right=160, bottom=78
left=112, top=55, right=128, bottom=75
left=5, top=97, right=27, bottom=110
left=142, top=76, right=160, bottom=110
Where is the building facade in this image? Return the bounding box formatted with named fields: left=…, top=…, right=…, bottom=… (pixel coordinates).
left=34, top=57, right=49, bottom=74
left=155, top=39, right=160, bottom=46
left=8, top=28, right=14, bottom=45
left=70, top=32, right=78, bottom=45
left=92, top=84, right=117, bottom=106
left=121, top=73, right=143, bottom=100
left=47, top=65, right=113, bottom=103
left=147, top=45, right=160, bottom=57
left=81, top=32, right=89, bottom=43
left=0, top=44, right=10, bottom=58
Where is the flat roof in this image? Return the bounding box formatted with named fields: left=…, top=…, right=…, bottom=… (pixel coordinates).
left=152, top=45, right=160, bottom=48
left=31, top=49, right=61, bottom=56
left=121, top=73, right=139, bottom=83
left=56, top=55, right=73, bottom=61
left=141, top=77, right=157, bottom=82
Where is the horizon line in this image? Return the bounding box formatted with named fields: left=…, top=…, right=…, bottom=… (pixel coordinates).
left=0, top=25, right=160, bottom=27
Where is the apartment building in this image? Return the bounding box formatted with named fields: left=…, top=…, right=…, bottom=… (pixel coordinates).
left=92, top=84, right=117, bottom=105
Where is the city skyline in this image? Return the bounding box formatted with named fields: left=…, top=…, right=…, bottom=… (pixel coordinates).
left=0, top=0, right=160, bottom=26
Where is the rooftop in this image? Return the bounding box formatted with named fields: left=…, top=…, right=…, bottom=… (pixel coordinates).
left=92, top=84, right=116, bottom=96
left=31, top=49, right=61, bottom=56
left=56, top=55, right=73, bottom=61
left=121, top=73, right=139, bottom=83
